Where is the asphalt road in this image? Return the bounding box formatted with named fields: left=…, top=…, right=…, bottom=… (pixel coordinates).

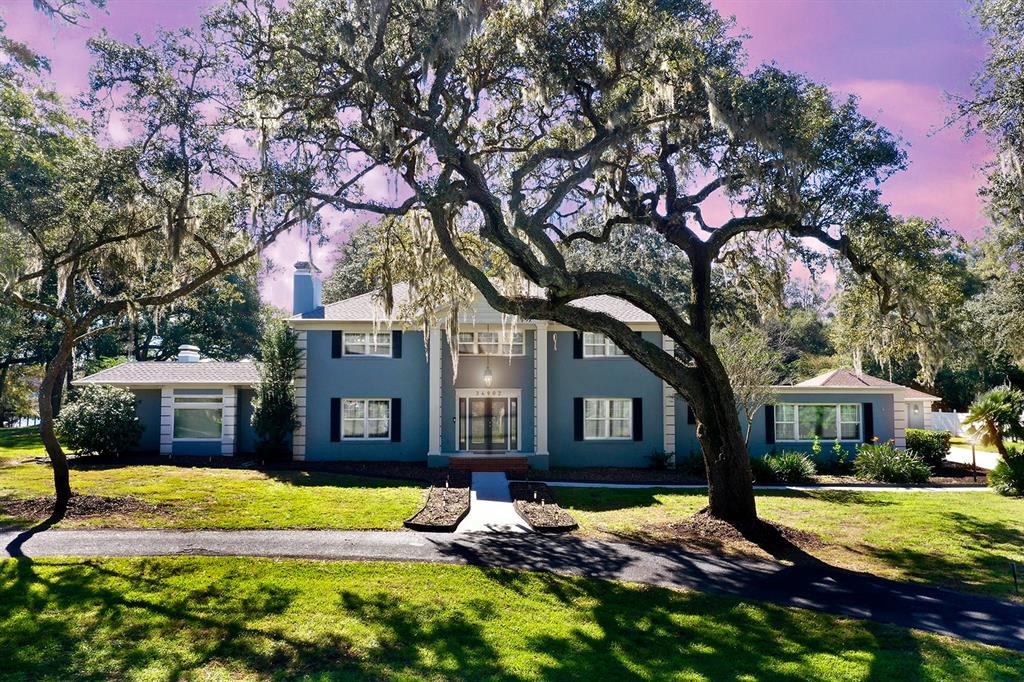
left=4, top=527, right=1024, bottom=652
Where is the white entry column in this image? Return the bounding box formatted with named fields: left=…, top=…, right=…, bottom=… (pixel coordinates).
left=428, top=326, right=442, bottom=455
left=535, top=322, right=549, bottom=456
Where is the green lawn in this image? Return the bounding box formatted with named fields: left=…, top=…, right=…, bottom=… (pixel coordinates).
left=556, top=487, right=1024, bottom=599
left=1, top=557, right=1021, bottom=681
left=0, top=462, right=425, bottom=530
left=0, top=427, right=48, bottom=462
left=949, top=436, right=1022, bottom=454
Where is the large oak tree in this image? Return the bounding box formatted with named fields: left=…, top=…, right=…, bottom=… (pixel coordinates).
left=217, top=0, right=906, bottom=526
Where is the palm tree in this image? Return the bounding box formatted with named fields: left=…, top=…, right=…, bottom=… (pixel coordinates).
left=963, top=387, right=1024, bottom=458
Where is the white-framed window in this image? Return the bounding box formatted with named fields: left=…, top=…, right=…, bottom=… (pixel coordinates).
left=775, top=403, right=861, bottom=442
left=342, top=398, right=391, bottom=439
left=582, top=332, right=625, bottom=357
left=343, top=331, right=391, bottom=356
left=457, top=330, right=524, bottom=355
left=584, top=398, right=632, bottom=440
left=172, top=391, right=223, bottom=440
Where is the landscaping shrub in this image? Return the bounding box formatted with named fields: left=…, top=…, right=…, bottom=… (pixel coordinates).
left=989, top=452, right=1024, bottom=496
left=854, top=442, right=930, bottom=484
left=646, top=450, right=675, bottom=470
left=764, top=451, right=817, bottom=483
left=252, top=320, right=303, bottom=462
left=55, top=385, right=143, bottom=457
left=906, top=428, right=951, bottom=466
left=675, top=450, right=706, bottom=477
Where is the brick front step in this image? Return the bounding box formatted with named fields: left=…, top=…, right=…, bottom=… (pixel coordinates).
left=449, top=457, right=529, bottom=474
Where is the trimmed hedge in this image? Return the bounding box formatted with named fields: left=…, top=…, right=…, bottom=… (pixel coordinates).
left=56, top=385, right=143, bottom=457
left=906, top=428, right=951, bottom=466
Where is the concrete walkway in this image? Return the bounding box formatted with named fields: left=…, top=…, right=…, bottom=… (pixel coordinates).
left=948, top=446, right=1001, bottom=471
left=455, top=472, right=531, bottom=533
left=3, top=528, right=1023, bottom=651
left=521, top=480, right=991, bottom=492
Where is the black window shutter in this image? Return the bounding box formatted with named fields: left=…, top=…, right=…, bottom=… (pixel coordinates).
left=330, top=398, right=341, bottom=442
left=573, top=332, right=583, bottom=359
left=632, top=398, right=643, bottom=441
left=573, top=398, right=584, bottom=440
left=391, top=398, right=402, bottom=442
left=331, top=331, right=341, bottom=358
left=863, top=403, right=874, bottom=443
left=765, top=404, right=775, bottom=445
left=392, top=330, right=403, bottom=359
left=686, top=405, right=696, bottom=425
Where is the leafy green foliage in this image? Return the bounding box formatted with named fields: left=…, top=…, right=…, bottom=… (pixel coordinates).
left=753, top=451, right=816, bottom=484
left=905, top=429, right=952, bottom=467
left=963, top=386, right=1024, bottom=456
left=55, top=385, right=142, bottom=457
left=322, top=221, right=384, bottom=304
left=854, top=442, right=930, bottom=484
left=251, top=320, right=303, bottom=461
left=646, top=450, right=675, bottom=470
left=989, top=452, right=1024, bottom=496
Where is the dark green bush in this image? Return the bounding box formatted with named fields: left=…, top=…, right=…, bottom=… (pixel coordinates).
left=56, top=385, right=143, bottom=457
left=854, top=442, right=930, bottom=484
left=751, top=451, right=816, bottom=484
left=675, top=450, right=706, bottom=477
left=989, top=452, right=1024, bottom=496
left=646, top=450, right=675, bottom=470
left=906, top=428, right=951, bottom=466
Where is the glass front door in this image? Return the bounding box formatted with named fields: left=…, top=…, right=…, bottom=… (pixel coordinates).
left=459, top=396, right=518, bottom=452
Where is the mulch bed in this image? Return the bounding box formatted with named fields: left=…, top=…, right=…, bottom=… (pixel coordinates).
left=404, top=479, right=471, bottom=532
left=0, top=494, right=167, bottom=523
left=810, top=461, right=990, bottom=486
left=509, top=482, right=578, bottom=532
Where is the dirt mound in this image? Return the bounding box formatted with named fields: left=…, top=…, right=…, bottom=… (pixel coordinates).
left=0, top=494, right=165, bottom=521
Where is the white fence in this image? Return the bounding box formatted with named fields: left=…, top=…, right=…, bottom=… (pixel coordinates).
left=7, top=417, right=40, bottom=428
left=931, top=411, right=966, bottom=436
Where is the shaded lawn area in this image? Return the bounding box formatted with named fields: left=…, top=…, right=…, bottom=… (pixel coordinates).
left=0, top=427, right=49, bottom=462
left=556, top=487, right=1024, bottom=600
left=0, top=462, right=424, bottom=530
left=2, top=558, right=1022, bottom=681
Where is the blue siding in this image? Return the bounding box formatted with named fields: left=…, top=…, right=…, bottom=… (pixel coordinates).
left=236, top=388, right=258, bottom=455
left=547, top=331, right=664, bottom=468
left=674, top=396, right=702, bottom=458
left=441, top=330, right=535, bottom=453
left=131, top=389, right=161, bottom=455
left=303, top=329, right=429, bottom=461
left=171, top=440, right=221, bottom=456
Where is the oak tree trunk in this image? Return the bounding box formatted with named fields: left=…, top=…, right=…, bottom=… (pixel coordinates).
left=38, top=337, right=75, bottom=510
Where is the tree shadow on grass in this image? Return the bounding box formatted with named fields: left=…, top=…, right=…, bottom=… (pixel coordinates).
left=0, top=556, right=366, bottom=680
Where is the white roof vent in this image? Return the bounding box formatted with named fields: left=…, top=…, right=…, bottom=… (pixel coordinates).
left=177, top=345, right=201, bottom=363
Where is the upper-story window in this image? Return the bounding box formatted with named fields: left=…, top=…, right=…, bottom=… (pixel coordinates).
left=775, top=403, right=861, bottom=441
left=583, top=332, right=625, bottom=357
left=457, top=331, right=524, bottom=355
left=343, top=331, right=391, bottom=356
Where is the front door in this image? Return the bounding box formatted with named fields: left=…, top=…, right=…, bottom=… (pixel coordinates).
left=460, top=395, right=518, bottom=452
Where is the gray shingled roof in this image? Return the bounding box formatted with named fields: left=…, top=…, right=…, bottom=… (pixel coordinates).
left=292, top=283, right=656, bottom=324
left=75, top=361, right=260, bottom=386
left=793, top=369, right=940, bottom=400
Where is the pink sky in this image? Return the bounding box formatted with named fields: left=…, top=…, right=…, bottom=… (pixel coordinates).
left=3, top=0, right=992, bottom=309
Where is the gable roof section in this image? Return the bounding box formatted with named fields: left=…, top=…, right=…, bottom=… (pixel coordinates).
left=74, top=361, right=260, bottom=387
left=292, top=283, right=656, bottom=324
left=790, top=369, right=940, bottom=400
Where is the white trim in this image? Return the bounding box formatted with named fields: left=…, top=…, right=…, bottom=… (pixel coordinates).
left=662, top=335, right=675, bottom=454
left=159, top=387, right=173, bottom=455
left=774, top=403, right=862, bottom=443
left=455, top=388, right=523, bottom=452
left=339, top=397, right=392, bottom=440
left=536, top=323, right=549, bottom=456
left=582, top=397, right=633, bottom=440
left=893, top=396, right=907, bottom=448
left=428, top=327, right=442, bottom=455
left=221, top=386, right=236, bottom=456
left=292, top=330, right=307, bottom=461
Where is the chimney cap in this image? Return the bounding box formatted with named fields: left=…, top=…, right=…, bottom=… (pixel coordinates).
left=177, top=344, right=201, bottom=363
left=294, top=260, right=321, bottom=273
